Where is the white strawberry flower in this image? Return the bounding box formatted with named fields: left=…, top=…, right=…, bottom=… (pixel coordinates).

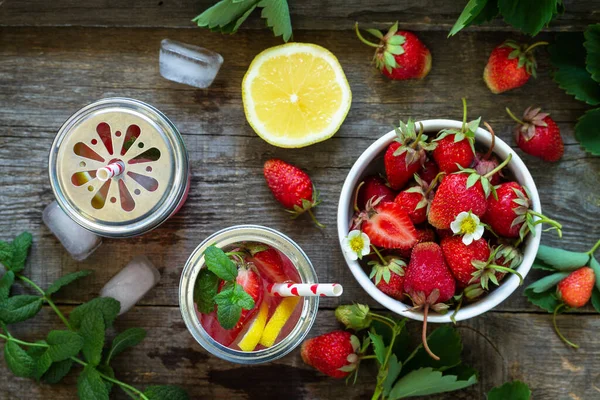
left=450, top=211, right=485, bottom=246
left=342, top=230, right=371, bottom=261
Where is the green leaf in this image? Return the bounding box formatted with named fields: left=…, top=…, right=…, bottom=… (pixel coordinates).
left=498, top=0, right=556, bottom=36
left=449, top=0, right=490, bottom=37
left=9, top=232, right=33, bottom=272
left=46, top=270, right=92, bottom=296
left=0, top=241, right=14, bottom=267
left=0, top=295, right=43, bottom=324
left=194, top=269, right=219, bottom=314
left=488, top=380, right=531, bottom=400
left=389, top=367, right=477, bottom=398
left=589, top=257, right=600, bottom=292
left=575, top=108, right=600, bottom=156
left=80, top=310, right=105, bottom=366
left=42, top=358, right=73, bottom=384
left=193, top=0, right=260, bottom=31
left=402, top=326, right=462, bottom=373
left=214, top=286, right=242, bottom=330
left=592, top=287, right=600, bottom=314
left=96, top=364, right=114, bottom=394
left=70, top=297, right=121, bottom=329
left=46, top=330, right=84, bottom=362
left=532, top=261, right=557, bottom=272
left=383, top=354, right=402, bottom=397
left=525, top=287, right=559, bottom=313
left=471, top=0, right=499, bottom=24
left=585, top=23, right=600, bottom=83
left=232, top=4, right=257, bottom=32
left=232, top=283, right=255, bottom=310
left=204, top=246, right=238, bottom=281
left=105, top=327, right=146, bottom=365
left=549, top=33, right=600, bottom=106
left=368, top=331, right=386, bottom=364
left=77, top=365, right=109, bottom=400
left=258, top=0, right=292, bottom=42
left=27, top=345, right=53, bottom=381
left=4, top=340, right=35, bottom=377
left=0, top=270, right=15, bottom=301
left=526, top=272, right=569, bottom=293
left=144, top=385, right=190, bottom=400
left=536, top=245, right=590, bottom=269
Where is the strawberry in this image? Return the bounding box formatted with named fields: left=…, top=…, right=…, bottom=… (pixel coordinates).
left=403, top=242, right=456, bottom=360
left=507, top=106, right=564, bottom=162
left=369, top=255, right=407, bottom=300
left=356, top=175, right=396, bottom=210
left=398, top=227, right=435, bottom=259
left=428, top=174, right=487, bottom=230
left=384, top=119, right=436, bottom=190
left=482, top=181, right=562, bottom=239
left=441, top=236, right=490, bottom=287
left=355, top=22, right=431, bottom=80
left=393, top=175, right=431, bottom=225
left=432, top=99, right=477, bottom=174
left=356, top=200, right=418, bottom=249
left=301, top=331, right=360, bottom=378
left=246, top=244, right=288, bottom=283
left=483, top=40, right=546, bottom=94
left=418, top=159, right=439, bottom=184
left=557, top=267, right=595, bottom=309
left=263, top=159, right=323, bottom=227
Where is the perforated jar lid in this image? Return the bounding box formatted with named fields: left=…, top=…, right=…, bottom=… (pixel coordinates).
left=49, top=98, right=189, bottom=238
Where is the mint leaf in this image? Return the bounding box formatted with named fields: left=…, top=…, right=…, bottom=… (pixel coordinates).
left=383, top=354, right=402, bottom=397
left=70, top=297, right=120, bottom=329
left=47, top=330, right=84, bottom=362
left=0, top=270, right=15, bottom=301
left=144, top=385, right=190, bottom=400
left=389, top=367, right=477, bottom=398
left=42, top=358, right=74, bottom=384
left=402, top=326, right=462, bottom=373
left=27, top=345, right=53, bottom=381
left=525, top=287, right=559, bottom=313
left=96, top=364, right=115, bottom=394
left=204, top=246, right=237, bottom=281
left=585, top=23, right=600, bottom=83
left=575, top=108, right=600, bottom=156
left=0, top=295, right=43, bottom=324
left=498, top=0, right=556, bottom=36
left=193, top=0, right=259, bottom=32
left=46, top=270, right=92, bottom=296
left=0, top=241, right=14, bottom=267
left=549, top=33, right=600, bottom=106
left=77, top=365, right=109, bottom=400
left=592, top=287, right=600, bottom=314
left=232, top=283, right=255, bottom=310
left=80, top=310, right=105, bottom=366
left=368, top=331, right=386, bottom=364
left=214, top=286, right=242, bottom=329
left=488, top=380, right=531, bottom=399
left=194, top=269, right=219, bottom=314
left=10, top=232, right=33, bottom=272
left=258, top=0, right=292, bottom=42
left=105, top=327, right=146, bottom=365
left=449, top=0, right=490, bottom=37
left=536, top=245, right=589, bottom=270
left=4, top=340, right=35, bottom=377
left=526, top=272, right=569, bottom=293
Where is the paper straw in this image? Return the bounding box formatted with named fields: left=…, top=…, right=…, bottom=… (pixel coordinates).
left=96, top=161, right=125, bottom=182
left=267, top=283, right=343, bottom=297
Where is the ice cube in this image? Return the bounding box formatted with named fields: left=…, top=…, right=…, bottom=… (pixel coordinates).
left=159, top=39, right=223, bottom=88
left=100, top=255, right=160, bottom=315
left=42, top=201, right=102, bottom=261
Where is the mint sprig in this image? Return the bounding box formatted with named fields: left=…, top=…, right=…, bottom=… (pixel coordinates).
left=204, top=245, right=238, bottom=281
left=214, top=283, right=255, bottom=329
left=194, top=269, right=220, bottom=313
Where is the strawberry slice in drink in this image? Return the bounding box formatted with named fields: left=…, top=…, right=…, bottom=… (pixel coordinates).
left=248, top=247, right=288, bottom=284
left=362, top=202, right=418, bottom=249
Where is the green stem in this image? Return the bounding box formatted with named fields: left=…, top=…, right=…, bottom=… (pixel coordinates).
left=307, top=209, right=325, bottom=229
left=370, top=313, right=396, bottom=331
left=17, top=274, right=73, bottom=330
left=354, top=22, right=381, bottom=48
left=353, top=181, right=366, bottom=213
left=488, top=264, right=524, bottom=285
left=461, top=97, right=468, bottom=132
left=0, top=333, right=49, bottom=348
left=505, top=107, right=525, bottom=125
left=528, top=211, right=563, bottom=238
left=370, top=245, right=387, bottom=265
left=372, top=324, right=400, bottom=400
left=524, top=41, right=548, bottom=53
left=360, top=354, right=377, bottom=360
left=409, top=122, right=424, bottom=149
left=587, top=239, right=600, bottom=256
left=484, top=153, right=511, bottom=179
left=552, top=304, right=579, bottom=349
left=482, top=121, right=496, bottom=160
left=16, top=274, right=45, bottom=296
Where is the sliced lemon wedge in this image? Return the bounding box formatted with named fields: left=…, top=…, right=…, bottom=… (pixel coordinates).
left=259, top=297, right=301, bottom=347
left=237, top=301, right=269, bottom=352
left=242, top=43, right=352, bottom=148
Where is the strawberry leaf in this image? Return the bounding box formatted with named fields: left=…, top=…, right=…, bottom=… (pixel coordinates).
left=470, top=0, right=499, bottom=25
left=401, top=325, right=462, bottom=373
left=532, top=261, right=557, bottom=272
left=389, top=367, right=477, bottom=399
left=526, top=272, right=569, bottom=293
left=584, top=23, right=600, bottom=83
left=589, top=257, right=600, bottom=292
left=536, top=245, right=589, bottom=270
left=383, top=354, right=402, bottom=397
left=368, top=331, right=386, bottom=365
left=498, top=0, right=556, bottom=36
left=193, top=0, right=259, bottom=32
left=592, top=287, right=600, bottom=314
left=258, top=0, right=292, bottom=42
left=488, top=380, right=531, bottom=400
left=448, top=0, right=491, bottom=37
left=575, top=108, right=600, bottom=156
left=525, top=287, right=559, bottom=313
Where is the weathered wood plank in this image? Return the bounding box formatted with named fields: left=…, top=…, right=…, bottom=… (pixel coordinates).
left=1, top=307, right=599, bottom=399
left=0, top=0, right=598, bottom=31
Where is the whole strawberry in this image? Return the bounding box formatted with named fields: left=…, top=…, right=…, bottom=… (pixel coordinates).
left=356, top=175, right=396, bottom=210
left=301, top=331, right=360, bottom=378
left=369, top=255, right=406, bottom=300
left=263, top=159, right=323, bottom=227
left=355, top=22, right=431, bottom=80
left=403, top=242, right=456, bottom=360
left=393, top=175, right=432, bottom=225
left=507, top=107, right=564, bottom=162
left=384, top=119, right=436, bottom=190
left=557, top=267, right=595, bottom=309
left=418, top=159, right=439, bottom=184
left=398, top=227, right=436, bottom=259
left=484, top=40, right=546, bottom=94
left=441, top=236, right=490, bottom=287
left=354, top=198, right=418, bottom=249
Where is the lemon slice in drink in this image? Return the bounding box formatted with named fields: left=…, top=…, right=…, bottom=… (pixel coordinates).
left=259, top=297, right=301, bottom=347
left=242, top=43, right=352, bottom=148
left=237, top=301, right=269, bottom=352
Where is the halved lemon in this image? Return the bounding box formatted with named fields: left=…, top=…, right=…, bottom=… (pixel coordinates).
left=236, top=301, right=269, bottom=352
left=242, top=43, right=352, bottom=148
left=259, top=297, right=301, bottom=347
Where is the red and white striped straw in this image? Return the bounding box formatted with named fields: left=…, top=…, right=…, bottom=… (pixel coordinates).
left=268, top=283, right=343, bottom=297
left=96, top=161, right=125, bottom=182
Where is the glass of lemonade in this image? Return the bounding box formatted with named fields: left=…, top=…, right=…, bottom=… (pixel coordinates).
left=179, top=225, right=319, bottom=364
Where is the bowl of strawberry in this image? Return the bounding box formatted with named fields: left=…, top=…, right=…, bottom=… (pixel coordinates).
left=337, top=100, right=561, bottom=355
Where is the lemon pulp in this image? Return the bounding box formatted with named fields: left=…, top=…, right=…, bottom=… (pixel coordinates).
left=237, top=301, right=269, bottom=352
left=259, top=297, right=301, bottom=347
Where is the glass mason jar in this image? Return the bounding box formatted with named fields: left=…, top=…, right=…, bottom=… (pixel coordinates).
left=179, top=225, right=319, bottom=364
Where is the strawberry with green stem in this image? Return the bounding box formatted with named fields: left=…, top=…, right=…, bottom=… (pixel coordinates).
left=368, top=245, right=407, bottom=301
left=506, top=106, right=564, bottom=162
left=355, top=175, right=397, bottom=211
left=393, top=174, right=435, bottom=225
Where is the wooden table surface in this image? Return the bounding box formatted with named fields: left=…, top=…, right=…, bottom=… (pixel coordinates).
left=1, top=1, right=600, bottom=399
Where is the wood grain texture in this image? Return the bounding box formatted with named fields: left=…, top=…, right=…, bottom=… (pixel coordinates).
left=0, top=0, right=599, bottom=31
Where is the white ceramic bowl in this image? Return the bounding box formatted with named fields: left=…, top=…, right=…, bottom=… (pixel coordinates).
left=337, top=119, right=542, bottom=322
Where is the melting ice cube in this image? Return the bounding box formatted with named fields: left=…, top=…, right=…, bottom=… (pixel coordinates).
left=42, top=201, right=102, bottom=261
left=100, top=255, right=160, bottom=315
left=159, top=39, right=223, bottom=88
